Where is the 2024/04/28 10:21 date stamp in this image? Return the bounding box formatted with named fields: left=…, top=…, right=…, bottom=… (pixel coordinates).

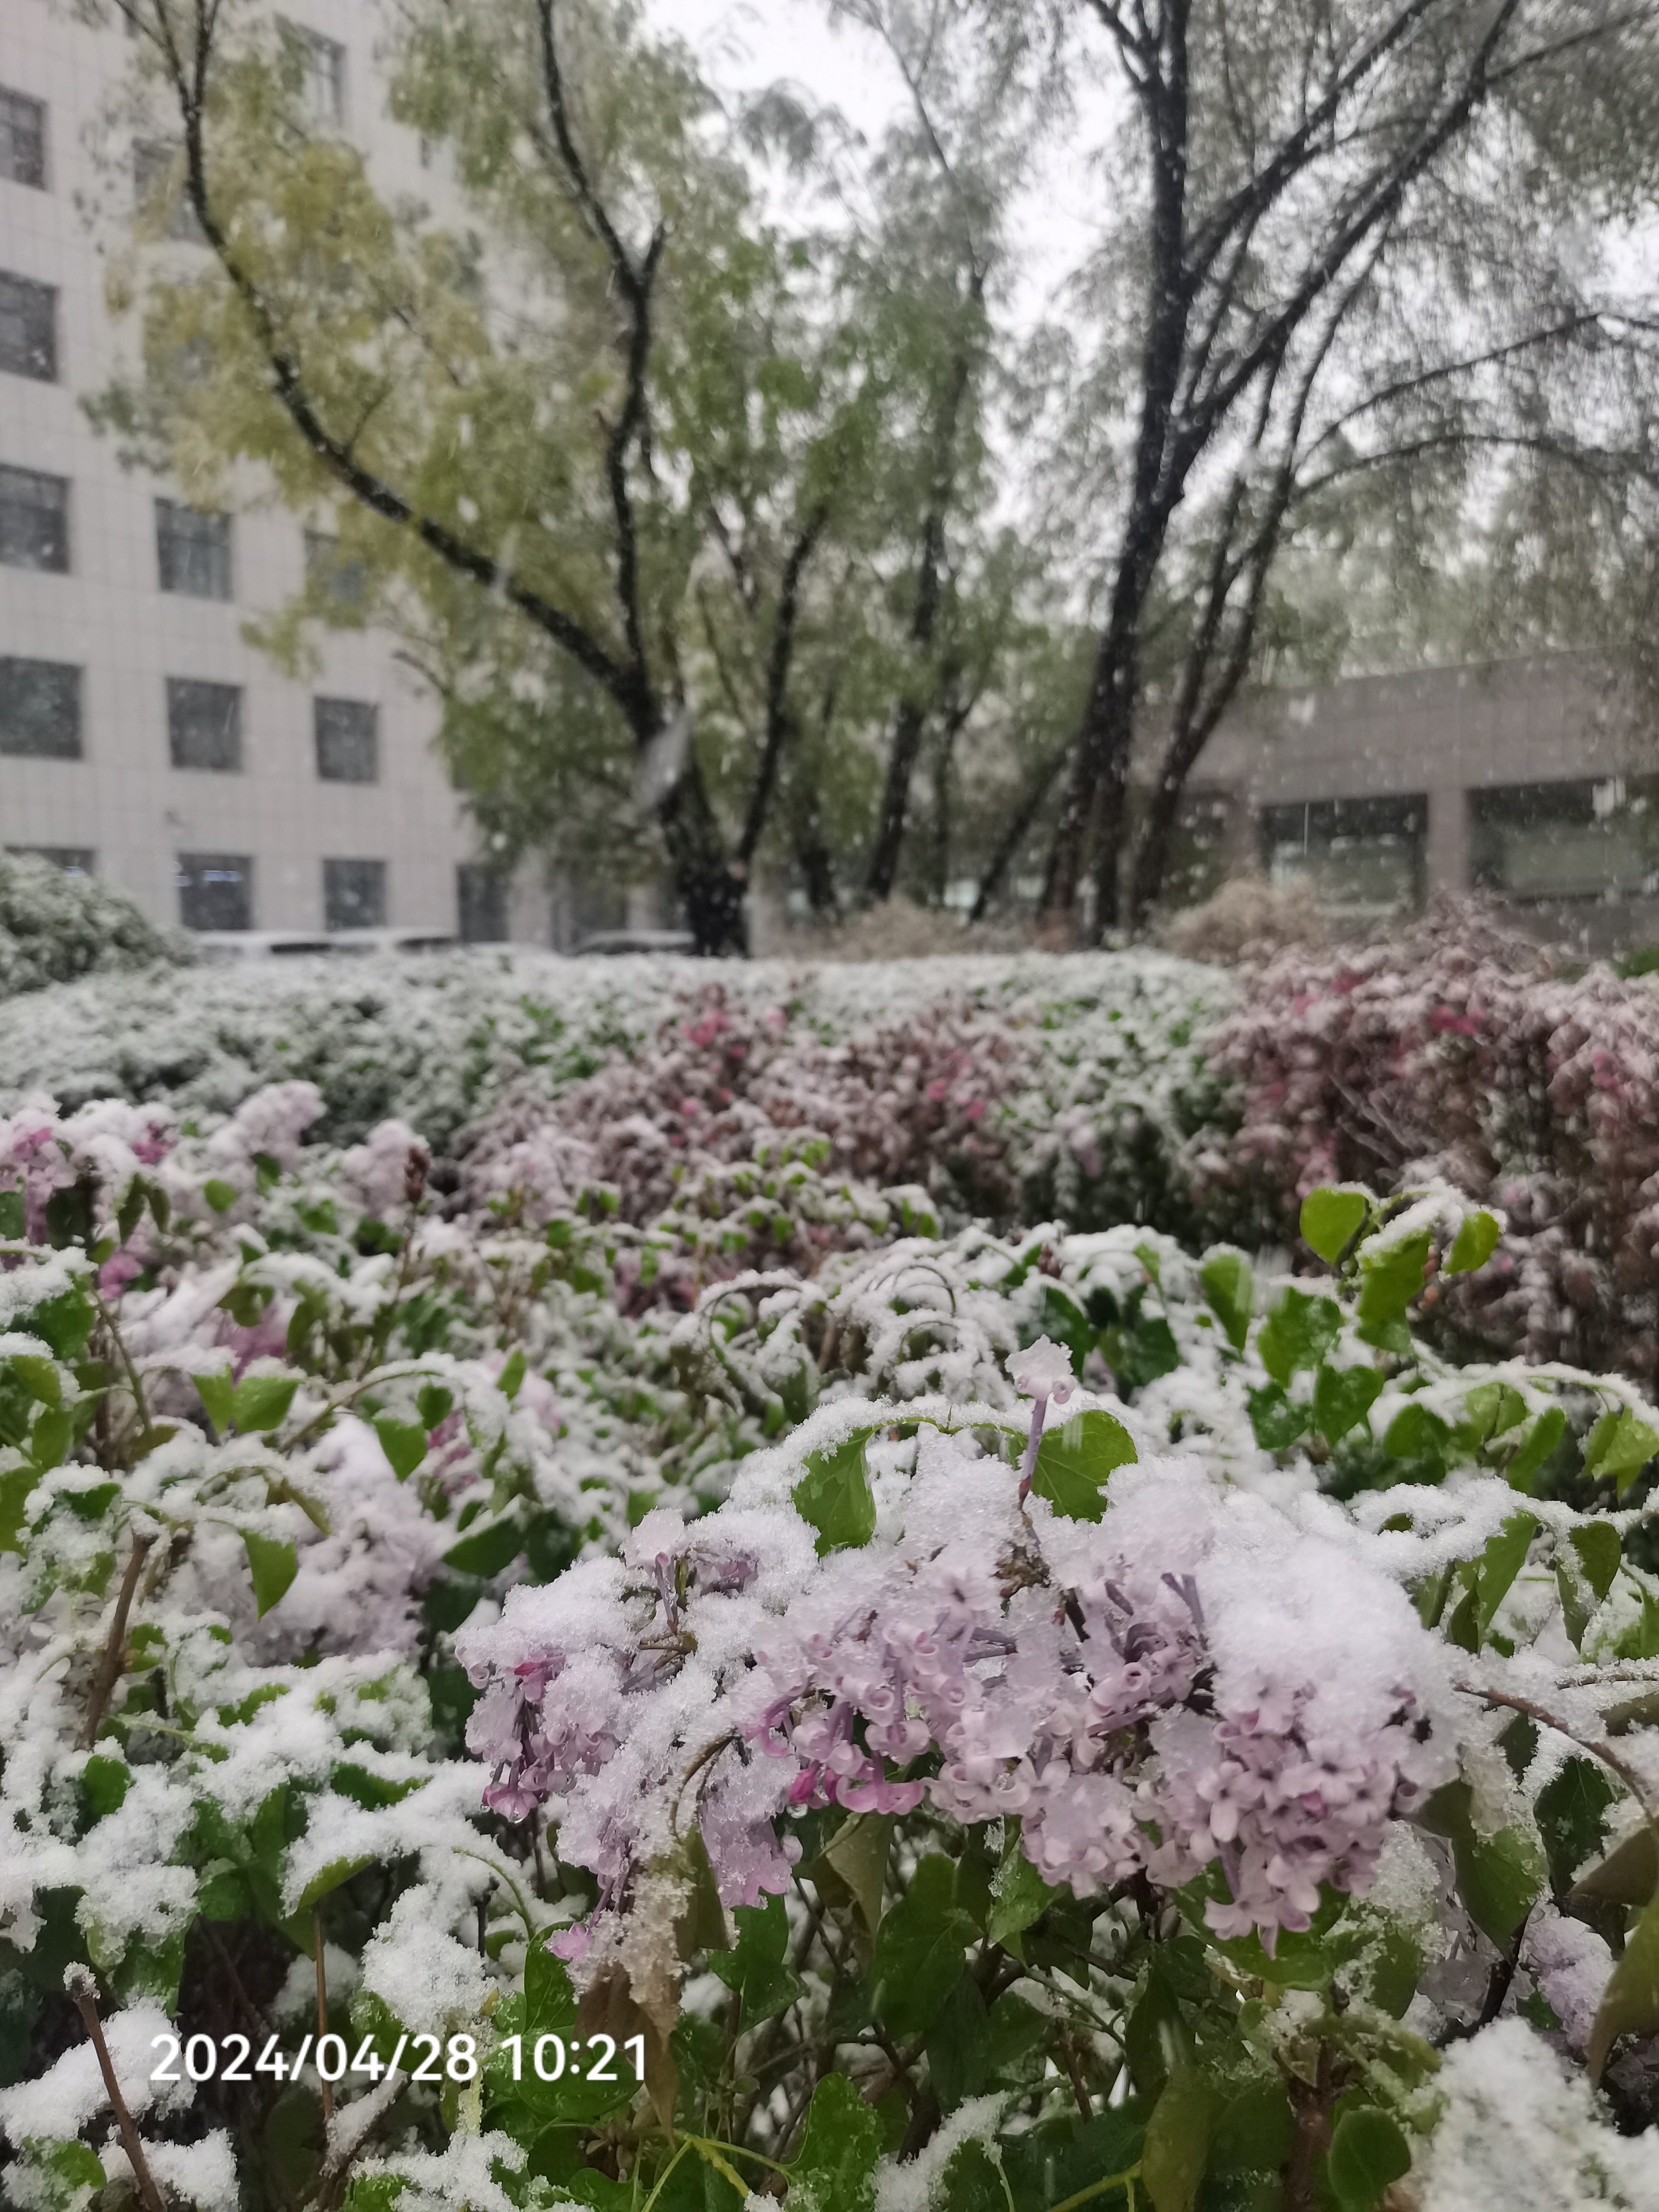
left=151, top=2032, right=648, bottom=2085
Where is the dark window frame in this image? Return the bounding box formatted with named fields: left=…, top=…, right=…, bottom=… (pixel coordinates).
left=0, top=269, right=56, bottom=382
left=0, top=656, right=81, bottom=758
left=314, top=695, right=378, bottom=783
left=0, top=463, right=69, bottom=573
left=458, top=860, right=507, bottom=943
left=324, top=856, right=386, bottom=931
left=156, top=497, right=233, bottom=600
left=178, top=852, right=253, bottom=932
left=0, top=87, right=47, bottom=190
left=166, top=677, right=244, bottom=773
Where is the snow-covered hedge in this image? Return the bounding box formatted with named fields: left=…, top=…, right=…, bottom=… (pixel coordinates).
left=0, top=855, right=188, bottom=1001
left=1, top=1030, right=1656, bottom=2212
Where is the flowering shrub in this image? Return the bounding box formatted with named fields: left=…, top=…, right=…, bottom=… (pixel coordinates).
left=1197, top=908, right=1659, bottom=1382
left=1, top=1028, right=1655, bottom=2212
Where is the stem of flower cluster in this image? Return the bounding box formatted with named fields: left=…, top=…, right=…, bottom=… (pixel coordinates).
left=1018, top=1392, right=1050, bottom=1500
left=78, top=1528, right=155, bottom=1749
left=67, top=1967, right=169, bottom=2212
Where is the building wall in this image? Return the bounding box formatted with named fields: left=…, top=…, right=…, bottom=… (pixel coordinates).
left=1187, top=655, right=1659, bottom=950
left=0, top=0, right=506, bottom=936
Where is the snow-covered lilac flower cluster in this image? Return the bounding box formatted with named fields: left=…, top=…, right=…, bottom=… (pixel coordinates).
left=462, top=1351, right=1450, bottom=1961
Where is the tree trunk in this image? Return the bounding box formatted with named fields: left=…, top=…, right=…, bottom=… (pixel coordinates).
left=866, top=696, right=932, bottom=902
left=659, top=752, right=747, bottom=955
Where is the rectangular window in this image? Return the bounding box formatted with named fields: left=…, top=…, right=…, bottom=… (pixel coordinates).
left=178, top=853, right=253, bottom=931
left=314, top=696, right=378, bottom=782
left=1470, top=778, right=1659, bottom=904
left=132, top=140, right=203, bottom=242
left=156, top=498, right=232, bottom=599
left=0, top=88, right=46, bottom=189
left=324, top=856, right=385, bottom=931
left=167, top=678, right=243, bottom=772
left=458, top=861, right=507, bottom=943
left=0, top=271, right=56, bottom=381
left=281, top=22, right=347, bottom=125
left=7, top=846, right=94, bottom=876
left=303, top=529, right=368, bottom=611
left=0, top=657, right=81, bottom=758
left=0, top=464, right=69, bottom=572
left=1261, top=793, right=1427, bottom=914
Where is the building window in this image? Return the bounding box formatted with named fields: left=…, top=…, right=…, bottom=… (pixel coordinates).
left=133, top=140, right=204, bottom=242
left=156, top=499, right=232, bottom=600
left=0, top=657, right=81, bottom=758
left=314, top=696, right=378, bottom=782
left=178, top=853, right=252, bottom=931
left=324, top=857, right=385, bottom=930
left=0, top=271, right=56, bottom=381
left=0, top=88, right=46, bottom=189
left=167, top=678, right=243, bottom=772
left=303, top=529, right=368, bottom=611
left=1470, top=779, right=1659, bottom=905
left=1261, top=794, right=1427, bottom=914
left=0, top=465, right=69, bottom=572
left=281, top=22, right=347, bottom=125
left=458, top=861, right=506, bottom=943
left=7, top=846, right=94, bottom=876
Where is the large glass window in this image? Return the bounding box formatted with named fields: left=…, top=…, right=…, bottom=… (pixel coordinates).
left=0, top=657, right=80, bottom=758
left=324, top=857, right=385, bottom=930
left=1469, top=779, right=1659, bottom=904
left=178, top=854, right=252, bottom=931
left=0, top=89, right=46, bottom=189
left=0, top=465, right=69, bottom=572
left=167, top=678, right=243, bottom=772
left=0, top=271, right=55, bottom=381
left=314, top=697, right=377, bottom=782
left=280, top=22, right=346, bottom=124
left=1261, top=794, right=1427, bottom=913
left=156, top=499, right=232, bottom=600
left=458, top=861, right=507, bottom=943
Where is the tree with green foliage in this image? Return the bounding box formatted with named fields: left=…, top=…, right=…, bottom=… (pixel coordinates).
left=1013, top=0, right=1659, bottom=938
left=91, top=0, right=1032, bottom=949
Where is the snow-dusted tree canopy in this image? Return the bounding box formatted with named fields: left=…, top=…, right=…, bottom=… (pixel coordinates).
left=0, top=944, right=1655, bottom=2212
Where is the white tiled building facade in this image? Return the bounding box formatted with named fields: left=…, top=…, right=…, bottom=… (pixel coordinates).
left=0, top=0, right=510, bottom=938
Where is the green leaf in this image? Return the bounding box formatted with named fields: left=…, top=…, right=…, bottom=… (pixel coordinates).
left=1256, top=1288, right=1342, bottom=1387
left=1475, top=1512, right=1539, bottom=1642
left=442, top=1515, right=523, bottom=1578
left=793, top=1431, right=876, bottom=1556
left=1573, top=1826, right=1658, bottom=1911
left=789, top=2072, right=881, bottom=2212
left=1505, top=1405, right=1567, bottom=1492
left=1141, top=2063, right=1215, bottom=2212
left=986, top=1827, right=1058, bottom=1953
left=1536, top=1758, right=1617, bottom=1894
left=27, top=1289, right=95, bottom=1362
left=1356, top=1230, right=1433, bottom=1332
left=1300, top=1187, right=1370, bottom=1266
left=0, top=1468, right=43, bottom=1552
left=241, top=1529, right=299, bottom=1617
left=1582, top=1407, right=1659, bottom=1496
left=203, top=1178, right=239, bottom=1215
left=1312, top=1362, right=1383, bottom=1445
left=1104, top=1314, right=1181, bottom=1388
left=1198, top=1249, right=1253, bottom=1350
left=869, top=1855, right=977, bottom=2039
left=231, top=1374, right=300, bottom=1433
left=1382, top=1401, right=1454, bottom=1475
left=45, top=1183, right=94, bottom=1250
left=194, top=1370, right=235, bottom=1434
left=416, top=1382, right=454, bottom=1430
left=116, top=1180, right=145, bottom=1250
left=1031, top=1407, right=1137, bottom=1522
left=1459, top=1381, right=1527, bottom=1450
left=1570, top=1521, right=1623, bottom=1600
left=1420, top=1780, right=1545, bottom=1945
left=808, top=1813, right=892, bottom=1961
left=1326, top=2105, right=1412, bottom=2212
left=707, top=1893, right=805, bottom=2023
left=0, top=1189, right=24, bottom=1239
left=79, top=1755, right=130, bottom=1822
left=1588, top=1887, right=1659, bottom=2084
left=12, top=1354, right=61, bottom=1407
left=497, top=1349, right=526, bottom=1403
left=1444, top=1210, right=1502, bottom=1275
left=1247, top=1382, right=1308, bottom=1453
left=293, top=1854, right=375, bottom=1912
left=374, top=1415, right=428, bottom=1479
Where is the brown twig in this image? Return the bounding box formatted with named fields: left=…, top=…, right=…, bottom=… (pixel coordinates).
left=78, top=1529, right=156, bottom=1748
left=67, top=1967, right=168, bottom=2212
left=313, top=1906, right=335, bottom=2123
left=1455, top=1680, right=1659, bottom=1828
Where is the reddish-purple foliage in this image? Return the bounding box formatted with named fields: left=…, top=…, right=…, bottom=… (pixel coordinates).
left=1197, top=905, right=1659, bottom=1377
